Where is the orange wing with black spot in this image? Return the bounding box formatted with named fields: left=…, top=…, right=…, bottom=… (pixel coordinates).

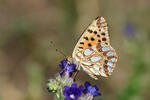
left=72, top=16, right=117, bottom=80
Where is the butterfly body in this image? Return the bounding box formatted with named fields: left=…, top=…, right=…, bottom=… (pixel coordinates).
left=69, top=16, right=117, bottom=80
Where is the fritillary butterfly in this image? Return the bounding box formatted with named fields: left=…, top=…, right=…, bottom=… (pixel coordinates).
left=68, top=16, right=118, bottom=80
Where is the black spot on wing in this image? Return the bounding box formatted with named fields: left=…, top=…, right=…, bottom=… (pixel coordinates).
left=98, top=40, right=101, bottom=42
left=80, top=42, right=84, bottom=44
left=83, top=37, right=89, bottom=40
left=101, top=32, right=105, bottom=35
left=88, top=43, right=92, bottom=47
left=94, top=31, right=97, bottom=34
left=97, top=34, right=100, bottom=37
left=88, top=29, right=93, bottom=33
left=79, top=47, right=83, bottom=49
left=91, top=37, right=95, bottom=41
left=102, top=37, right=107, bottom=41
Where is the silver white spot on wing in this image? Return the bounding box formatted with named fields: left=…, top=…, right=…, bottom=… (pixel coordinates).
left=91, top=45, right=96, bottom=51
left=107, top=66, right=112, bottom=75
left=96, top=63, right=101, bottom=65
left=101, top=43, right=105, bottom=47
left=101, top=24, right=105, bottom=27
left=84, top=49, right=93, bottom=56
left=102, top=46, right=110, bottom=51
left=107, top=61, right=113, bottom=67
left=77, top=52, right=84, bottom=58
left=90, top=56, right=102, bottom=62
left=111, top=58, right=116, bottom=62
left=100, top=68, right=107, bottom=77
left=100, top=19, right=105, bottom=23
left=108, top=66, right=112, bottom=72
left=74, top=57, right=80, bottom=61
left=107, top=51, right=114, bottom=56
left=93, top=64, right=100, bottom=70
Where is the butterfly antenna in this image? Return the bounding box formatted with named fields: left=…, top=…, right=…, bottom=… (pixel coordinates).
left=72, top=70, right=79, bottom=80
left=50, top=41, right=67, bottom=57
left=55, top=49, right=67, bottom=57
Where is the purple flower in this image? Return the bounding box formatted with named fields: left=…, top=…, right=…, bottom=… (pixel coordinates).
left=59, top=60, right=68, bottom=69
left=59, top=60, right=77, bottom=77
left=63, top=83, right=84, bottom=100
left=124, top=23, right=136, bottom=37
left=83, top=82, right=101, bottom=97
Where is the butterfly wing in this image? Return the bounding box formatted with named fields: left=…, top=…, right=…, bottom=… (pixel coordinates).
left=72, top=16, right=117, bottom=80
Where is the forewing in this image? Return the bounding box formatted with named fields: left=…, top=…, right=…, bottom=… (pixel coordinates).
left=72, top=16, right=117, bottom=79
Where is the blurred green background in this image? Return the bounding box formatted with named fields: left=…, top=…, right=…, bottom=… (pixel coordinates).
left=0, top=0, right=150, bottom=100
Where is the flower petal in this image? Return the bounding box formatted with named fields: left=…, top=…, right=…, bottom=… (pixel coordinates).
left=64, top=97, right=69, bottom=100
left=83, top=82, right=101, bottom=97
left=84, top=81, right=91, bottom=88
left=64, top=86, right=70, bottom=90
left=94, top=85, right=99, bottom=91
left=63, top=83, right=84, bottom=100
left=71, top=83, right=77, bottom=88
left=63, top=90, right=68, bottom=96
left=78, top=85, right=84, bottom=91
left=59, top=60, right=68, bottom=69
left=94, top=92, right=101, bottom=97
left=60, top=70, right=65, bottom=76
left=67, top=64, right=76, bottom=72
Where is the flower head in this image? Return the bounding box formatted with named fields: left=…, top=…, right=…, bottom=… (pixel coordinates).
left=59, top=60, right=77, bottom=77
left=59, top=60, right=68, bottom=69
left=46, top=79, right=59, bottom=93
left=83, top=82, right=101, bottom=97
left=63, top=83, right=84, bottom=100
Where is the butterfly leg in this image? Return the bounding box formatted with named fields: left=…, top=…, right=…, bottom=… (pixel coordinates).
left=72, top=64, right=81, bottom=79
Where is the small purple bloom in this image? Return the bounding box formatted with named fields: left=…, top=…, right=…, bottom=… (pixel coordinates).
left=83, top=82, right=101, bottom=97
left=59, top=60, right=68, bottom=69
left=63, top=83, right=84, bottom=100
left=124, top=23, right=136, bottom=37
left=59, top=60, right=77, bottom=77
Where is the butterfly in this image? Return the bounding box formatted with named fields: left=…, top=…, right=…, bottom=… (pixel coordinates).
left=68, top=16, right=117, bottom=80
